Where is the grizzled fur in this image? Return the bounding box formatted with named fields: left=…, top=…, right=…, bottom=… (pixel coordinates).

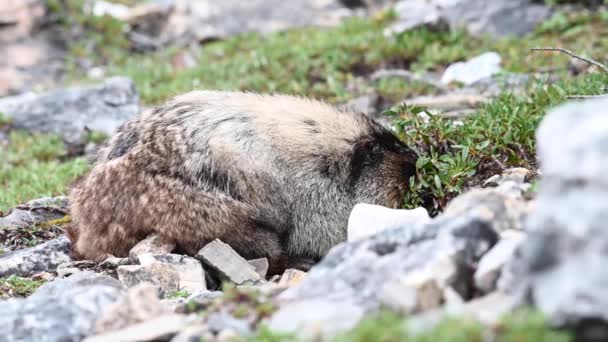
left=68, top=91, right=417, bottom=274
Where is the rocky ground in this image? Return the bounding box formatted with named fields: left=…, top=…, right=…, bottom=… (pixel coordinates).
left=1, top=0, right=608, bottom=341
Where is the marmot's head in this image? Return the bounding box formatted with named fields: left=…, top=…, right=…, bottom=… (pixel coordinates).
left=349, top=118, right=418, bottom=208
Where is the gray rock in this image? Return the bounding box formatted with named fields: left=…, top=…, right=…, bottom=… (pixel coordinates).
left=85, top=314, right=194, bottom=342
left=128, top=234, right=176, bottom=263
left=277, top=269, right=308, bottom=288
left=441, top=52, right=502, bottom=86
left=0, top=272, right=125, bottom=342
left=248, top=257, right=269, bottom=278
left=407, top=292, right=518, bottom=334
left=379, top=275, right=442, bottom=315
left=472, top=73, right=532, bottom=97
left=57, top=260, right=98, bottom=278
left=384, top=1, right=447, bottom=36
left=159, top=0, right=352, bottom=45
left=500, top=98, right=608, bottom=336
left=0, top=196, right=68, bottom=228
left=94, top=283, right=170, bottom=334
left=0, top=236, right=71, bottom=277
left=444, top=187, right=530, bottom=233
left=347, top=203, right=430, bottom=242
left=269, top=299, right=364, bottom=339
left=196, top=239, right=261, bottom=285
left=474, top=234, right=525, bottom=293
left=389, top=0, right=551, bottom=38
left=118, top=253, right=206, bottom=295
left=438, top=0, right=551, bottom=37
left=207, top=312, right=251, bottom=336
left=279, top=210, right=498, bottom=313
left=0, top=77, right=139, bottom=146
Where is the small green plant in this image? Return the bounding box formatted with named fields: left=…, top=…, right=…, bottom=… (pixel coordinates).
left=169, top=290, right=190, bottom=299
left=0, top=275, right=46, bottom=298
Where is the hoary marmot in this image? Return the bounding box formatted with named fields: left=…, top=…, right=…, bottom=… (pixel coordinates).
left=67, top=91, right=417, bottom=275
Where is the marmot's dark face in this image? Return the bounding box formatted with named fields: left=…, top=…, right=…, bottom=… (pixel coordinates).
left=350, top=121, right=418, bottom=208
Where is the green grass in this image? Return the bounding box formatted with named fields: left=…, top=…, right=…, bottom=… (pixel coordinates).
left=0, top=131, right=90, bottom=213
left=0, top=275, right=46, bottom=298
left=332, top=309, right=572, bottom=342
left=243, top=309, right=572, bottom=342
left=392, top=72, right=607, bottom=213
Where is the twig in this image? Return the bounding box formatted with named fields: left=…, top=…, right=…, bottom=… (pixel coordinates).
left=531, top=47, right=608, bottom=75
left=567, top=94, right=608, bottom=100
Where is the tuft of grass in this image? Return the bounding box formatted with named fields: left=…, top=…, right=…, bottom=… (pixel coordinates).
left=0, top=131, right=90, bottom=213
left=0, top=275, right=46, bottom=298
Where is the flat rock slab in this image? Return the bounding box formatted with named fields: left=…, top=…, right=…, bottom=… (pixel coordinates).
left=0, top=77, right=139, bottom=146
left=0, top=236, right=71, bottom=277
left=196, top=239, right=261, bottom=285
left=118, top=254, right=206, bottom=295
left=0, top=196, right=69, bottom=229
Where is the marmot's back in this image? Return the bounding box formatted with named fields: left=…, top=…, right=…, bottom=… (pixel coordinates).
left=69, top=91, right=417, bottom=274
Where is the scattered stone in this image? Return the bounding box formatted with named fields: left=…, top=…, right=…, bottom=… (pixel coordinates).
left=0, top=272, right=125, bottom=342
left=269, top=299, right=364, bottom=339
left=441, top=52, right=502, bottom=86
left=85, top=314, right=194, bottom=342
left=379, top=274, right=443, bottom=315
left=347, top=203, right=430, bottom=242
left=408, top=292, right=519, bottom=334
left=501, top=98, right=608, bottom=337
left=0, top=77, right=139, bottom=147
left=444, top=187, right=530, bottom=233
left=171, top=325, right=214, bottom=342
left=472, top=73, right=532, bottom=97
left=31, top=271, right=55, bottom=282
left=128, top=234, right=176, bottom=263
left=99, top=256, right=130, bottom=269
left=474, top=235, right=525, bottom=294
left=248, top=257, right=269, bottom=278
left=94, top=283, right=170, bottom=333
left=280, top=210, right=498, bottom=317
left=118, top=254, right=206, bottom=295
left=483, top=167, right=531, bottom=188
left=57, top=260, right=98, bottom=278
left=0, top=236, right=71, bottom=277
left=138, top=254, right=206, bottom=293
left=207, top=312, right=251, bottom=336
left=277, top=269, right=307, bottom=288
left=196, top=239, right=261, bottom=285
left=0, top=196, right=69, bottom=228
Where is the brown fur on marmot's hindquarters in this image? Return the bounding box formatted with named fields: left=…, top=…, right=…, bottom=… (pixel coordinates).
left=68, top=91, right=418, bottom=275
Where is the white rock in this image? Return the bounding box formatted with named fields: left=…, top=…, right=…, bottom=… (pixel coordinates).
left=441, top=52, right=502, bottom=85
left=91, top=1, right=130, bottom=20
left=347, top=204, right=430, bottom=242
